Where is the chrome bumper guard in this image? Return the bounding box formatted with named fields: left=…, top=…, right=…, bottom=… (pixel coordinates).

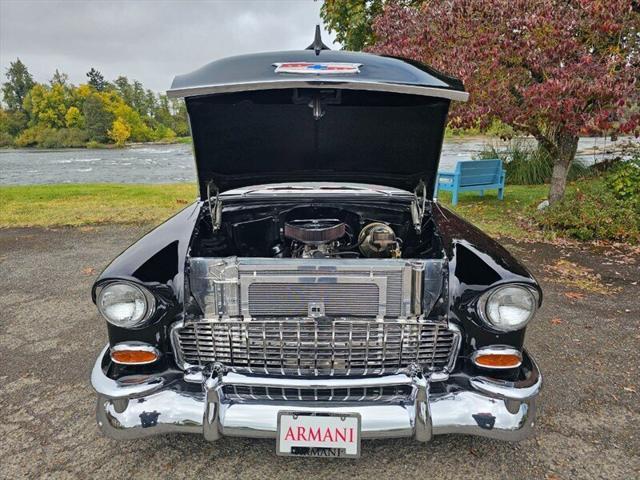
left=91, top=346, right=542, bottom=442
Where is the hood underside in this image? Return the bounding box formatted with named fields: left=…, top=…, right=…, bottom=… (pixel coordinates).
left=187, top=88, right=452, bottom=198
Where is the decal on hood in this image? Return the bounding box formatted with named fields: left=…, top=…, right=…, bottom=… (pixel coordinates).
left=273, top=62, right=362, bottom=74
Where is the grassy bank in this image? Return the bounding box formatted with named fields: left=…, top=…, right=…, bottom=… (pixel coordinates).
left=0, top=182, right=545, bottom=238
left=0, top=183, right=197, bottom=227
left=1, top=180, right=636, bottom=244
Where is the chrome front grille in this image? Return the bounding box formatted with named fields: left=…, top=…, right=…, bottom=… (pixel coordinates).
left=173, top=319, right=460, bottom=376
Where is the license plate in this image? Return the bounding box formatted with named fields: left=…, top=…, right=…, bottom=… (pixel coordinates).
left=276, top=411, right=361, bottom=458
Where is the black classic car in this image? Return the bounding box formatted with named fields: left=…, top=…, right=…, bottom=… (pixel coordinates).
left=91, top=30, right=542, bottom=457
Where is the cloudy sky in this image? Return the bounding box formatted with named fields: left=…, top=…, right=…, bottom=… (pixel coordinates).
left=0, top=0, right=337, bottom=92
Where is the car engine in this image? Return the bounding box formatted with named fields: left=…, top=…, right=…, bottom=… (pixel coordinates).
left=282, top=218, right=400, bottom=259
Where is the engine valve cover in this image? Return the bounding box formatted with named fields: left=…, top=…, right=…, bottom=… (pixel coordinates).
left=284, top=219, right=346, bottom=245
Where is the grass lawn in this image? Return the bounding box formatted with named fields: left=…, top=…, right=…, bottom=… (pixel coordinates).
left=439, top=184, right=549, bottom=239
left=0, top=183, right=198, bottom=228
left=0, top=182, right=551, bottom=240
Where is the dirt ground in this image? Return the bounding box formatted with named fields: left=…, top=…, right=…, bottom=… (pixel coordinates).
left=0, top=226, right=638, bottom=480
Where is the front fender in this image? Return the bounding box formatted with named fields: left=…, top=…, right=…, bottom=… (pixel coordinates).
left=432, top=204, right=541, bottom=356
left=92, top=201, right=202, bottom=349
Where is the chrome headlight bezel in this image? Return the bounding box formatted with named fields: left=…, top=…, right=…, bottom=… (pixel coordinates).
left=96, top=281, right=156, bottom=328
left=477, top=284, right=539, bottom=332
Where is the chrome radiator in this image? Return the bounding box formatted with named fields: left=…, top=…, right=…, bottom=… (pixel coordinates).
left=188, top=257, right=444, bottom=319
left=172, top=319, right=460, bottom=376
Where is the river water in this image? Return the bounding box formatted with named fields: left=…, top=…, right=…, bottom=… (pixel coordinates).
left=0, top=137, right=635, bottom=185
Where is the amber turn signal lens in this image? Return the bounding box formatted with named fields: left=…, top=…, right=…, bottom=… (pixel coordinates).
left=474, top=354, right=521, bottom=368
left=111, top=349, right=158, bottom=365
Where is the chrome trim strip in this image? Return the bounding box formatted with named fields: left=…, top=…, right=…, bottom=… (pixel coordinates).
left=170, top=321, right=188, bottom=369
left=167, top=80, right=470, bottom=102
left=443, top=323, right=462, bottom=375
left=471, top=345, right=522, bottom=370
left=220, top=372, right=415, bottom=389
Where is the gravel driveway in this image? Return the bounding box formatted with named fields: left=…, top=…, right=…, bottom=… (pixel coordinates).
left=1, top=226, right=638, bottom=479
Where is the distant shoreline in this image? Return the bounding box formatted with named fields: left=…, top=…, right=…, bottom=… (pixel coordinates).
left=2, top=134, right=637, bottom=151
left=0, top=136, right=193, bottom=150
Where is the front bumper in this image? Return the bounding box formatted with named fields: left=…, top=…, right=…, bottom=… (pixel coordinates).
left=91, top=346, right=542, bottom=442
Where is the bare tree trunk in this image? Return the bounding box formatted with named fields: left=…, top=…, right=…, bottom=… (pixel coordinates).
left=548, top=132, right=579, bottom=204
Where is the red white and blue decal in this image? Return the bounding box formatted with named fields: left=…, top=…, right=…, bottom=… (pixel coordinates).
left=273, top=62, right=362, bottom=74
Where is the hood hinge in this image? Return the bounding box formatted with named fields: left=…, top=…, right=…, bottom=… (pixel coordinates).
left=206, top=181, right=222, bottom=233
left=411, top=181, right=427, bottom=235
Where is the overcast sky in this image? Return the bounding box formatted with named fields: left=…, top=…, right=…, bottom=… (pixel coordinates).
left=0, top=0, right=337, bottom=93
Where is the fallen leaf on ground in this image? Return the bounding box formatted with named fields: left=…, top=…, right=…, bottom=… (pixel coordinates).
left=623, top=386, right=637, bottom=393
left=550, top=318, right=563, bottom=325
left=564, top=291, right=586, bottom=300
left=81, top=267, right=96, bottom=276
left=543, top=259, right=620, bottom=295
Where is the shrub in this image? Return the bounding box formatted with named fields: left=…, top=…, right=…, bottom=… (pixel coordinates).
left=14, top=126, right=88, bottom=148
left=15, top=125, right=49, bottom=147
left=56, top=128, right=89, bottom=147
left=0, top=131, right=14, bottom=147
left=151, top=124, right=176, bottom=142
left=537, top=178, right=639, bottom=243
left=476, top=140, right=588, bottom=185
left=606, top=155, right=640, bottom=204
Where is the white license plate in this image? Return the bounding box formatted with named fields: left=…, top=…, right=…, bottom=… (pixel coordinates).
left=276, top=411, right=361, bottom=458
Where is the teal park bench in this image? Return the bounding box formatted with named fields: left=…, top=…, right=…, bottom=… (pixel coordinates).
left=435, top=159, right=506, bottom=206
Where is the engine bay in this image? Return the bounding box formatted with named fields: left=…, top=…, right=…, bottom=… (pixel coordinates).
left=190, top=200, right=442, bottom=260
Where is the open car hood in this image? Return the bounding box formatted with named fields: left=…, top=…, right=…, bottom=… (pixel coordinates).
left=169, top=50, right=467, bottom=198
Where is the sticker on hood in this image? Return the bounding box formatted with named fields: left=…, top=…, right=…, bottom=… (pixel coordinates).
left=273, top=62, right=362, bottom=74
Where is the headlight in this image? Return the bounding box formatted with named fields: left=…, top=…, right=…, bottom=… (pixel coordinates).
left=97, top=282, right=155, bottom=328
left=478, top=285, right=538, bottom=331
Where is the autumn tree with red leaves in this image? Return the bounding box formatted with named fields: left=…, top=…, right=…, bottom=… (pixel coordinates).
left=322, top=0, right=640, bottom=203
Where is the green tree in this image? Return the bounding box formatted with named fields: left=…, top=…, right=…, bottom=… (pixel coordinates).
left=83, top=94, right=113, bottom=142
left=0, top=107, right=27, bottom=136
left=145, top=89, right=157, bottom=117
left=50, top=69, right=69, bottom=88
left=113, top=76, right=134, bottom=105
left=321, top=0, right=386, bottom=50
left=86, top=68, right=108, bottom=92
left=1, top=58, right=35, bottom=112
left=154, top=94, right=173, bottom=126
left=169, top=98, right=189, bottom=136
